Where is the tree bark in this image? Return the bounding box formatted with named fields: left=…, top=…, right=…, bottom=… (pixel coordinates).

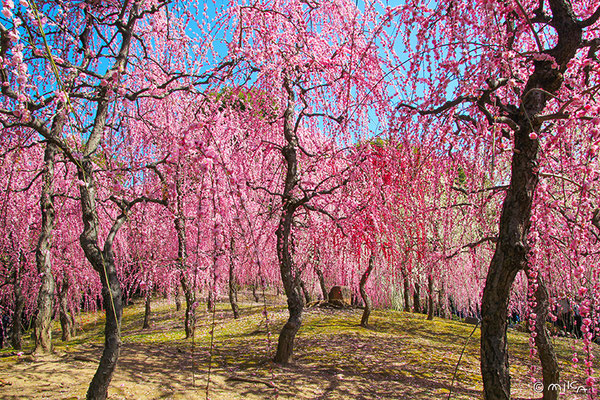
left=532, top=277, right=559, bottom=400
left=427, top=274, right=435, bottom=321
left=480, top=3, right=581, bottom=399
left=360, top=254, right=375, bottom=327
left=33, top=116, right=62, bottom=354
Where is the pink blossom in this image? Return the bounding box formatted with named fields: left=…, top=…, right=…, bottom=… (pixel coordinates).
left=586, top=377, right=595, bottom=387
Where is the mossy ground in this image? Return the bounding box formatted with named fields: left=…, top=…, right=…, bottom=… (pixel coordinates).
left=0, top=295, right=595, bottom=399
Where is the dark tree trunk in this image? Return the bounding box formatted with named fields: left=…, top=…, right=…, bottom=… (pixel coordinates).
left=315, top=265, right=328, bottom=301
left=480, top=3, right=581, bottom=399
left=34, top=122, right=61, bottom=354
left=299, top=279, right=311, bottom=304
left=274, top=79, right=304, bottom=365
left=251, top=284, right=260, bottom=302
left=427, top=274, right=434, bottom=321
left=79, top=155, right=129, bottom=400
left=228, top=242, right=240, bottom=319
left=142, top=291, right=151, bottom=329
left=360, top=254, right=375, bottom=327
left=11, top=259, right=24, bottom=350
left=59, top=276, right=75, bottom=341
left=181, top=275, right=196, bottom=339
left=207, top=289, right=215, bottom=312
left=532, top=278, right=559, bottom=400
left=413, top=281, right=421, bottom=313
left=403, top=273, right=411, bottom=313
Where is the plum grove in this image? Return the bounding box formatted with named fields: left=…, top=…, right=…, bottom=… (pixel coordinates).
left=0, top=0, right=599, bottom=399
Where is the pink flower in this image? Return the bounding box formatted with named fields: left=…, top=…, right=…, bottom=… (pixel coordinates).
left=586, top=377, right=595, bottom=387
left=529, top=132, right=538, bottom=140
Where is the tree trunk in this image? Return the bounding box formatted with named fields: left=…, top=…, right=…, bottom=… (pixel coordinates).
left=360, top=254, right=375, bottom=327
left=86, top=251, right=122, bottom=400
left=228, top=245, right=240, bottom=319
left=480, top=3, right=581, bottom=399
left=78, top=157, right=128, bottom=400
left=59, top=276, right=75, bottom=341
left=274, top=79, right=304, bottom=365
left=403, top=273, right=411, bottom=313
left=181, top=274, right=196, bottom=339
left=438, top=280, right=448, bottom=319
left=427, top=274, right=434, bottom=321
left=175, top=285, right=182, bottom=311
left=11, top=261, right=24, bottom=350
left=142, top=291, right=151, bottom=329
left=299, top=279, right=311, bottom=304
left=413, top=281, right=421, bottom=313
left=33, top=127, right=61, bottom=354
left=532, top=277, right=559, bottom=400
left=251, top=284, right=260, bottom=302
left=315, top=265, right=328, bottom=301
left=207, top=289, right=215, bottom=312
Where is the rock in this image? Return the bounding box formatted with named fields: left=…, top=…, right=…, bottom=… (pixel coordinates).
left=328, top=286, right=351, bottom=304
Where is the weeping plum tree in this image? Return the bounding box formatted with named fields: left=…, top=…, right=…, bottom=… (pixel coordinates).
left=225, top=0, right=389, bottom=364
left=391, top=0, right=600, bottom=398
left=0, top=0, right=207, bottom=397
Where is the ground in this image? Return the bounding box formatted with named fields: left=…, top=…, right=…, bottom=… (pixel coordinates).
left=0, top=295, right=594, bottom=400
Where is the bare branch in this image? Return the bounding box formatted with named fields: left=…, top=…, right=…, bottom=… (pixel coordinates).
left=446, top=236, right=498, bottom=259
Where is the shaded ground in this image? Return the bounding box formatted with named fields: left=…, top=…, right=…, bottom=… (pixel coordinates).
left=0, top=297, right=594, bottom=399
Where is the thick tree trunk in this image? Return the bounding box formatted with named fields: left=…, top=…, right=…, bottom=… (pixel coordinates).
left=360, top=254, right=375, bottom=327
left=315, top=265, right=328, bottom=301
left=480, top=3, right=581, bottom=398
left=532, top=278, right=559, bottom=400
left=86, top=251, right=122, bottom=400
left=427, top=274, right=435, bottom=321
left=403, top=273, right=411, bottom=313
left=78, top=158, right=127, bottom=400
left=413, top=281, right=421, bottom=313
left=274, top=79, right=304, bottom=365
left=142, top=291, right=151, bottom=329
left=59, top=277, right=75, bottom=341
left=11, top=265, right=24, bottom=350
left=33, top=128, right=61, bottom=354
